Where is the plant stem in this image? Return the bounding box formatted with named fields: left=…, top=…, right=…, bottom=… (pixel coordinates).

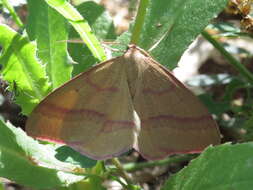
left=122, top=154, right=196, bottom=172
left=202, top=30, right=253, bottom=85
left=130, top=0, right=149, bottom=45
left=2, top=0, right=24, bottom=28
left=111, top=158, right=133, bottom=186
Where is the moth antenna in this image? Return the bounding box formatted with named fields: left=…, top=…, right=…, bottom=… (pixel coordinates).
left=101, top=41, right=121, bottom=45
left=148, top=24, right=175, bottom=52
left=101, top=43, right=122, bottom=52
left=57, top=39, right=121, bottom=45
left=56, top=39, right=84, bottom=44
left=56, top=39, right=125, bottom=53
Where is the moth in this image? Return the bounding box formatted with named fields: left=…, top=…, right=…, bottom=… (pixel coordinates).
left=26, top=45, right=220, bottom=160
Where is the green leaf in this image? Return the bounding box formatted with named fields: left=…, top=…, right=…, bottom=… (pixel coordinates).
left=44, top=0, right=106, bottom=62
left=138, top=0, right=228, bottom=69
left=55, top=146, right=97, bottom=168
left=162, top=143, right=253, bottom=190
left=198, top=94, right=230, bottom=115
left=210, top=22, right=241, bottom=33
left=59, top=162, right=106, bottom=190
left=58, top=177, right=106, bottom=190
left=0, top=24, right=51, bottom=115
left=0, top=119, right=85, bottom=188
left=68, top=1, right=116, bottom=76
left=208, top=22, right=242, bottom=37
left=76, top=2, right=116, bottom=40
left=111, top=30, right=132, bottom=57
left=223, top=77, right=248, bottom=102
left=0, top=180, right=3, bottom=190
left=208, top=22, right=253, bottom=38
left=242, top=115, right=253, bottom=141
left=27, top=0, right=72, bottom=89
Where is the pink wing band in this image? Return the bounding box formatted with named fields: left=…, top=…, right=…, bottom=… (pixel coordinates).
left=147, top=114, right=212, bottom=123
left=85, top=74, right=119, bottom=92
left=38, top=103, right=105, bottom=119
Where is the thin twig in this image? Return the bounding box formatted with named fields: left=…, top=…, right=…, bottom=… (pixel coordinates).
left=122, top=154, right=196, bottom=172
left=2, top=0, right=23, bottom=28
left=111, top=158, right=133, bottom=186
